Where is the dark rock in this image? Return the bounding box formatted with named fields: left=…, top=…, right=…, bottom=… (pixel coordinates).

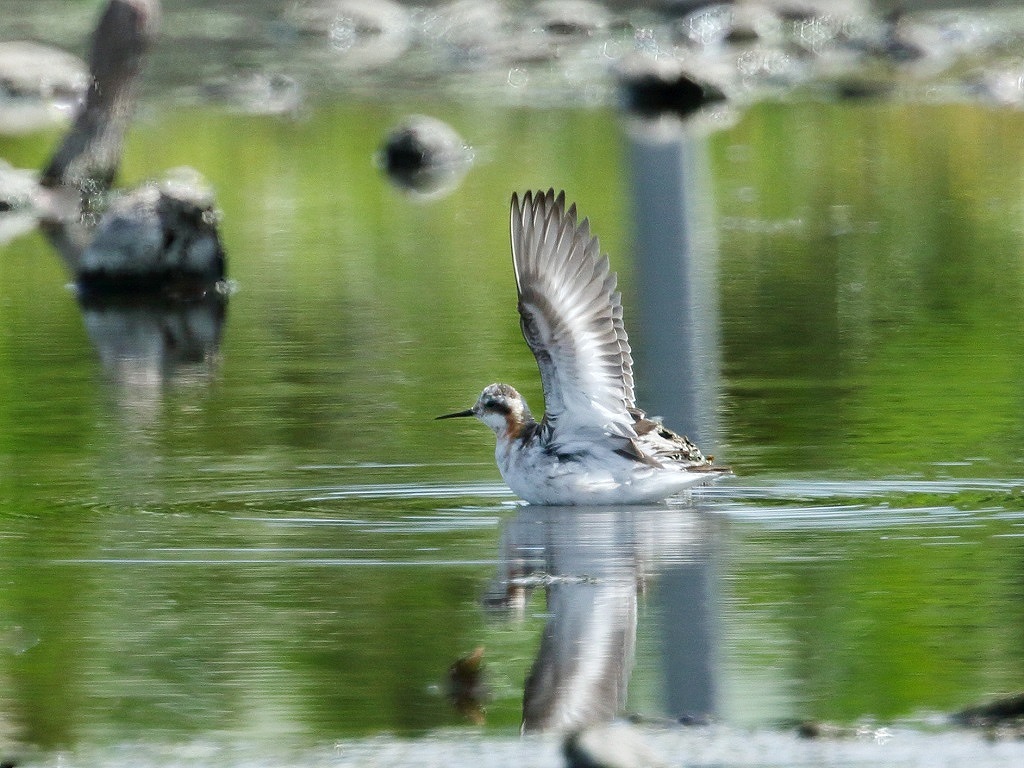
left=75, top=169, right=225, bottom=296
left=379, top=114, right=471, bottom=198
left=954, top=693, right=1024, bottom=727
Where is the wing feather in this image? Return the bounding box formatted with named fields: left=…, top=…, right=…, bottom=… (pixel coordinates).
left=510, top=189, right=636, bottom=451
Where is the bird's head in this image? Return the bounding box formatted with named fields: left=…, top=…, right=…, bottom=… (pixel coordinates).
left=436, top=383, right=533, bottom=438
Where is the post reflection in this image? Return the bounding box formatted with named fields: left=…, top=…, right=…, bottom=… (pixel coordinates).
left=623, top=116, right=723, bottom=454
left=486, top=503, right=720, bottom=733
left=621, top=114, right=728, bottom=729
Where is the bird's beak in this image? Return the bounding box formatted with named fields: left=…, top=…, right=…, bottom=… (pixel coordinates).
left=436, top=408, right=475, bottom=420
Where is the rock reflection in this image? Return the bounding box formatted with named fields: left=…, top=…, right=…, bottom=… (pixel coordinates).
left=487, top=504, right=719, bottom=733
left=78, top=290, right=226, bottom=394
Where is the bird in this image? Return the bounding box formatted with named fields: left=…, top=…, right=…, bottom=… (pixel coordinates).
left=437, top=189, right=727, bottom=505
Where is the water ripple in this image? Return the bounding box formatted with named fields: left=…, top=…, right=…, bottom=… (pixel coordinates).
left=700, top=477, right=1024, bottom=500
left=697, top=477, right=1024, bottom=531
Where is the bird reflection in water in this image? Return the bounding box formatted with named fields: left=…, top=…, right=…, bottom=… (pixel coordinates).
left=484, top=504, right=720, bottom=734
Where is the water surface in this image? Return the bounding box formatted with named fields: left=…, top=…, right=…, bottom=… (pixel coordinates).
left=2, top=1, right=1024, bottom=766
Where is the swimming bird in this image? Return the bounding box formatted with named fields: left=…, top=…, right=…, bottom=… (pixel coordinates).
left=437, top=189, right=727, bottom=505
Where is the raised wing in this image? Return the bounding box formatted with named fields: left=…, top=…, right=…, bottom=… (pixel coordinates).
left=510, top=189, right=636, bottom=452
